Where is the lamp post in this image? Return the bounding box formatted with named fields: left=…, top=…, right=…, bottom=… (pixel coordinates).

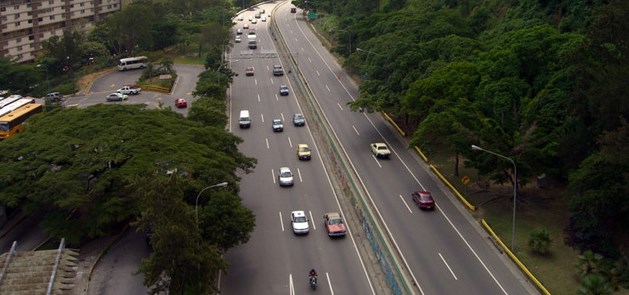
left=471, top=144, right=518, bottom=251
left=195, top=182, right=229, bottom=228
left=333, top=29, right=351, bottom=55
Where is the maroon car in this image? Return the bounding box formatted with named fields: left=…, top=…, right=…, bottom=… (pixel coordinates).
left=412, top=191, right=435, bottom=210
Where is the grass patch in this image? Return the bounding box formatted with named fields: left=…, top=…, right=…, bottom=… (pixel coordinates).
left=427, top=150, right=580, bottom=294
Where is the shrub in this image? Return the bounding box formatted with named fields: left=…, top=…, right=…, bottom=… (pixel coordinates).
left=528, top=227, right=552, bottom=255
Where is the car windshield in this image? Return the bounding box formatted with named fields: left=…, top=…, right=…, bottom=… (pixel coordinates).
left=294, top=216, right=306, bottom=222
left=421, top=194, right=432, bottom=201
left=281, top=172, right=292, bottom=177
left=299, top=146, right=310, bottom=152
left=329, top=218, right=342, bottom=225
left=378, top=146, right=387, bottom=150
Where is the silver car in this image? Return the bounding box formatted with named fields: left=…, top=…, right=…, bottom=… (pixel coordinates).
left=278, top=167, right=294, bottom=187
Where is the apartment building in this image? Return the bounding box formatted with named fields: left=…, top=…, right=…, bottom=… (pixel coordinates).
left=0, top=0, right=122, bottom=63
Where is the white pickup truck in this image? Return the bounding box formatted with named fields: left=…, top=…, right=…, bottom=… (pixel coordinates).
left=117, top=85, right=141, bottom=95
left=371, top=143, right=391, bottom=159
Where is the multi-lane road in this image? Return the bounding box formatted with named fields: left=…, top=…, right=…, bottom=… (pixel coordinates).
left=222, top=1, right=537, bottom=295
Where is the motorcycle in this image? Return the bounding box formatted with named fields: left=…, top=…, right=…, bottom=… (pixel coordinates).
left=309, top=275, right=317, bottom=290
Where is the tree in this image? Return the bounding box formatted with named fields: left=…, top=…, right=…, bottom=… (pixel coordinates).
left=197, top=191, right=255, bottom=252
left=577, top=251, right=605, bottom=277
left=0, top=57, right=42, bottom=95
left=577, top=273, right=613, bottom=295
left=133, top=176, right=228, bottom=294
left=0, top=104, right=255, bottom=244
left=528, top=227, right=552, bottom=255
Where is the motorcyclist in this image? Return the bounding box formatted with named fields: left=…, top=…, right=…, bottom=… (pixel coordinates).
left=309, top=268, right=318, bottom=286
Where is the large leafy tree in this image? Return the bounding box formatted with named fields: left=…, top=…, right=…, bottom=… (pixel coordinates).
left=0, top=104, right=255, bottom=244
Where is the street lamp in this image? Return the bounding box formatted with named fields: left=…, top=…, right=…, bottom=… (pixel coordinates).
left=195, top=182, right=229, bottom=228
left=333, top=29, right=351, bottom=55
left=471, top=144, right=518, bottom=251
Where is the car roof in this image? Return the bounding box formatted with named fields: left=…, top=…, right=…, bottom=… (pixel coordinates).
left=292, top=210, right=305, bottom=217
left=413, top=191, right=432, bottom=197
left=280, top=167, right=291, bottom=172
left=298, top=143, right=308, bottom=147
left=326, top=212, right=341, bottom=219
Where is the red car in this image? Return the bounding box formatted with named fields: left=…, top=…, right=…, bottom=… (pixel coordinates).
left=323, top=212, right=347, bottom=237
left=412, top=191, right=435, bottom=210
left=175, top=98, right=188, bottom=108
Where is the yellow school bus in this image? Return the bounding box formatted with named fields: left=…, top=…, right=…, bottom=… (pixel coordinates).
left=0, top=102, right=43, bottom=140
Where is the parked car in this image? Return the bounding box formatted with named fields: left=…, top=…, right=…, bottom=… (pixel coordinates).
left=106, top=92, right=127, bottom=102
left=279, top=84, right=289, bottom=96
left=412, top=191, right=435, bottom=210
left=237, top=15, right=244, bottom=21
left=246, top=66, right=254, bottom=76
left=291, top=211, right=310, bottom=235
left=235, top=35, right=242, bottom=43
left=297, top=144, right=311, bottom=160
left=293, top=113, right=305, bottom=126
left=251, top=18, right=257, bottom=24
left=272, top=119, right=284, bottom=132
left=261, top=16, right=267, bottom=22
left=371, top=142, right=391, bottom=159
left=278, top=167, right=294, bottom=187
left=236, top=28, right=243, bottom=35
left=175, top=98, right=188, bottom=108
left=243, top=23, right=249, bottom=29
left=324, top=212, right=347, bottom=237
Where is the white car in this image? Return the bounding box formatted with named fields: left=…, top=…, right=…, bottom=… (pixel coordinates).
left=251, top=18, right=257, bottom=24
left=235, top=35, right=242, bottom=43
left=106, top=92, right=127, bottom=102
left=291, top=211, right=310, bottom=235
left=278, top=167, right=294, bottom=187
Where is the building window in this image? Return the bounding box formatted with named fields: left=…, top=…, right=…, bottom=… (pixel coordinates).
left=15, top=14, right=20, bottom=19
left=49, top=0, right=54, bottom=3
left=16, top=37, right=21, bottom=42
left=14, top=5, right=20, bottom=10
left=17, top=46, right=22, bottom=51
left=16, top=21, right=20, bottom=26
left=50, top=15, right=55, bottom=20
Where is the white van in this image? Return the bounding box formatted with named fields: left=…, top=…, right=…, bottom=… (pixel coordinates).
left=239, top=110, right=251, bottom=128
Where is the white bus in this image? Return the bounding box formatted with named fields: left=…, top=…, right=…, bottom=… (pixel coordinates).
left=117, top=56, right=148, bottom=71
left=0, top=98, right=35, bottom=117
left=0, top=95, right=23, bottom=109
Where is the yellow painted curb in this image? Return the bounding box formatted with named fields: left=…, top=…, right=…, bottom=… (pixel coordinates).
left=413, top=146, right=428, bottom=162
left=429, top=164, right=475, bottom=211
left=481, top=219, right=551, bottom=295
left=382, top=112, right=406, bottom=137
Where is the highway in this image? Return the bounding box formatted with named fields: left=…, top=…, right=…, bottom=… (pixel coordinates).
left=220, top=4, right=376, bottom=295
left=222, top=1, right=537, bottom=295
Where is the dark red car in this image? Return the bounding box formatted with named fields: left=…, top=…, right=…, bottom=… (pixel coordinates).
left=412, top=191, right=435, bottom=210
left=175, top=98, right=188, bottom=108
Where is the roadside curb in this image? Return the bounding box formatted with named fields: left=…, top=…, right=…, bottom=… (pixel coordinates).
left=83, top=224, right=130, bottom=295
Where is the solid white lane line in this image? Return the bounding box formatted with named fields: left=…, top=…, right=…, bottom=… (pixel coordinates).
left=271, top=168, right=276, bottom=184
left=309, top=210, right=316, bottom=230
left=399, top=195, right=413, bottom=213
left=437, top=206, right=507, bottom=293
left=297, top=168, right=303, bottom=183
left=261, top=113, right=264, bottom=122
left=279, top=211, right=284, bottom=232
left=326, top=272, right=334, bottom=295
left=265, top=138, right=269, bottom=149
left=352, top=125, right=360, bottom=135
left=439, top=252, right=458, bottom=280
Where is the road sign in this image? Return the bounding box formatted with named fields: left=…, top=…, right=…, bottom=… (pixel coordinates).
left=461, top=176, right=471, bottom=185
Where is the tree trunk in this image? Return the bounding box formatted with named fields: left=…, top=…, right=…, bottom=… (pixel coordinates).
left=454, top=151, right=459, bottom=177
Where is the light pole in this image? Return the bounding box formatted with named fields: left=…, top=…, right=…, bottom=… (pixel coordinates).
left=333, top=29, right=351, bottom=55
left=195, top=182, right=229, bottom=228
left=471, top=144, right=518, bottom=251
